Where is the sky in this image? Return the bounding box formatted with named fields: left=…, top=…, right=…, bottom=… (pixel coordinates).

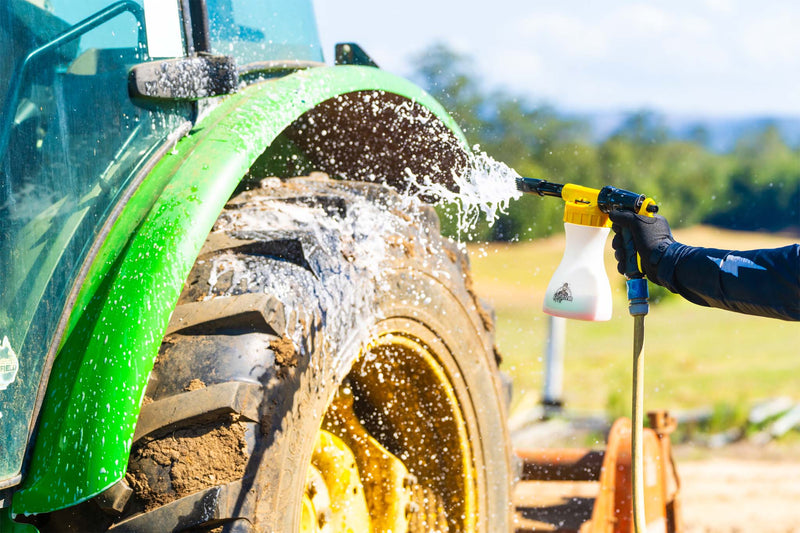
left=313, top=0, right=800, bottom=118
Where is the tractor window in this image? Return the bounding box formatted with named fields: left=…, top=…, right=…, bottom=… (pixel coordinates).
left=206, top=0, right=324, bottom=66
left=0, top=0, right=190, bottom=484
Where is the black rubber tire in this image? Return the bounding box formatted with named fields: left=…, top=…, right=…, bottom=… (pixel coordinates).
left=40, top=176, right=513, bottom=532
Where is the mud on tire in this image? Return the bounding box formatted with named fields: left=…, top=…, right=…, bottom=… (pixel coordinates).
left=46, top=175, right=513, bottom=532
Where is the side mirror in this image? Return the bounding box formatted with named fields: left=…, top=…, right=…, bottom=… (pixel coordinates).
left=128, top=54, right=238, bottom=104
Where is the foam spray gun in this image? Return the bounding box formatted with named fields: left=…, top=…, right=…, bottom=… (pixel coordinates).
left=516, top=177, right=657, bottom=533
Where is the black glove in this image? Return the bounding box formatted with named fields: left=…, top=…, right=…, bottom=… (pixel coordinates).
left=608, top=210, right=675, bottom=285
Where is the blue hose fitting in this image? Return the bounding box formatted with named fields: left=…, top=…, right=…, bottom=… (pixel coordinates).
left=626, top=278, right=650, bottom=317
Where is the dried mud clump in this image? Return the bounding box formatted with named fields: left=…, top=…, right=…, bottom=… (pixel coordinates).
left=184, top=378, right=206, bottom=392
left=126, top=417, right=248, bottom=511
left=270, top=335, right=297, bottom=367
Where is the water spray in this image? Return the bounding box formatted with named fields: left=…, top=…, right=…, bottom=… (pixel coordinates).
left=516, top=176, right=657, bottom=533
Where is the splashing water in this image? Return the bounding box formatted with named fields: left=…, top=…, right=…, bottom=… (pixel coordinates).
left=407, top=147, right=523, bottom=235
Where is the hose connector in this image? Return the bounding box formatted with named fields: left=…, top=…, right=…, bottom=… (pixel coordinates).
left=626, top=277, right=650, bottom=317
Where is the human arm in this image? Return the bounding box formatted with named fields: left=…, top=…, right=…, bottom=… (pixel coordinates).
left=608, top=210, right=800, bottom=321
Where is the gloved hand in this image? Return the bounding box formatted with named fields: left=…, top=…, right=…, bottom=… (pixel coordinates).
left=608, top=210, right=675, bottom=286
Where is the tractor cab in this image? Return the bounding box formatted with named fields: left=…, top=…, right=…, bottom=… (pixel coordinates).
left=0, top=0, right=321, bottom=493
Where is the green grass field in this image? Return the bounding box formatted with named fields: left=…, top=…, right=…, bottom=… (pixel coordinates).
left=467, top=227, right=800, bottom=417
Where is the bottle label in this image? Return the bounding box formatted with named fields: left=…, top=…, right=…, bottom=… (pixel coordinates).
left=552, top=283, right=573, bottom=303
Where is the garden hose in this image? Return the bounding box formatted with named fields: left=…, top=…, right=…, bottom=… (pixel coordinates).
left=628, top=275, right=650, bottom=533
left=617, top=201, right=654, bottom=533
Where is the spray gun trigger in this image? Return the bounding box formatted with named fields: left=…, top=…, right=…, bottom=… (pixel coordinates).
left=621, top=227, right=644, bottom=279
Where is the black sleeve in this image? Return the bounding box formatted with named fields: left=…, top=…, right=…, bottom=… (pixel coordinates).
left=656, top=243, right=800, bottom=321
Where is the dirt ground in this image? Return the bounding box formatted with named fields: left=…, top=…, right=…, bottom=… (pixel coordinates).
left=675, top=443, right=800, bottom=533
left=514, top=442, right=800, bottom=532
left=678, top=458, right=800, bottom=533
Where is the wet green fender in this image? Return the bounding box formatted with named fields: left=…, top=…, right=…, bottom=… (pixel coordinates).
left=1, top=507, right=38, bottom=531
left=12, top=65, right=467, bottom=515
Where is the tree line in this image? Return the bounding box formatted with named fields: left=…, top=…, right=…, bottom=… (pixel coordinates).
left=410, top=44, right=800, bottom=241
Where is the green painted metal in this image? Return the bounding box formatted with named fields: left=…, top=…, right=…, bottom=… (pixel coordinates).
left=12, top=65, right=466, bottom=515
left=0, top=508, right=38, bottom=532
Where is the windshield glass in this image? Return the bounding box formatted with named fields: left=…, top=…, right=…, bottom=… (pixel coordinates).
left=207, top=0, right=323, bottom=65
left=0, top=0, right=189, bottom=484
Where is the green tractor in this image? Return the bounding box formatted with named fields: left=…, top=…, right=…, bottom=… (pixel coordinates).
left=0, top=0, right=513, bottom=531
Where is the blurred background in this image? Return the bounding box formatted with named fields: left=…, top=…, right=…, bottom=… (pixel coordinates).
left=313, top=0, right=800, bottom=450
left=316, top=0, right=800, bottom=241
left=315, top=0, right=800, bottom=118
left=313, top=2, right=800, bottom=527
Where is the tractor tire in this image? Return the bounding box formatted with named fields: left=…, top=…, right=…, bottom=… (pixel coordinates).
left=41, top=175, right=513, bottom=532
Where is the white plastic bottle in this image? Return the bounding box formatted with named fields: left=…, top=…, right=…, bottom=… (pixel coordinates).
left=543, top=222, right=613, bottom=322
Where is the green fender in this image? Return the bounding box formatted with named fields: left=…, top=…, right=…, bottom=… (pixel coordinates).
left=12, top=65, right=467, bottom=515
left=1, top=507, right=37, bottom=531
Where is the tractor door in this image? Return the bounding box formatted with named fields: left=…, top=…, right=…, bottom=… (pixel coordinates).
left=0, top=0, right=192, bottom=489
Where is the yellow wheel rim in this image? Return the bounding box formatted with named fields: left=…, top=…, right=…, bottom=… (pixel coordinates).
left=302, top=330, right=478, bottom=532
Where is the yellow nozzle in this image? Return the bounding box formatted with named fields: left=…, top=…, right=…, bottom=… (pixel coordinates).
left=560, top=184, right=657, bottom=227
left=639, top=197, right=657, bottom=217
left=561, top=184, right=610, bottom=228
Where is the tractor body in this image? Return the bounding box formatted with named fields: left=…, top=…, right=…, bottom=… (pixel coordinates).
left=0, top=2, right=680, bottom=532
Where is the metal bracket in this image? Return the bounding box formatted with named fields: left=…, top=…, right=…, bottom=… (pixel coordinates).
left=334, top=43, right=379, bottom=67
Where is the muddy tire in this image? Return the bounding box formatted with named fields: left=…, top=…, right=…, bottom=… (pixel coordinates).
left=43, top=176, right=512, bottom=532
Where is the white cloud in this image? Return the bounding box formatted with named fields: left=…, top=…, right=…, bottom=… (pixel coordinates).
left=703, top=0, right=736, bottom=15
left=315, top=0, right=800, bottom=115
left=492, top=0, right=800, bottom=113
left=616, top=3, right=673, bottom=35
left=517, top=12, right=609, bottom=59
left=742, top=13, right=800, bottom=66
